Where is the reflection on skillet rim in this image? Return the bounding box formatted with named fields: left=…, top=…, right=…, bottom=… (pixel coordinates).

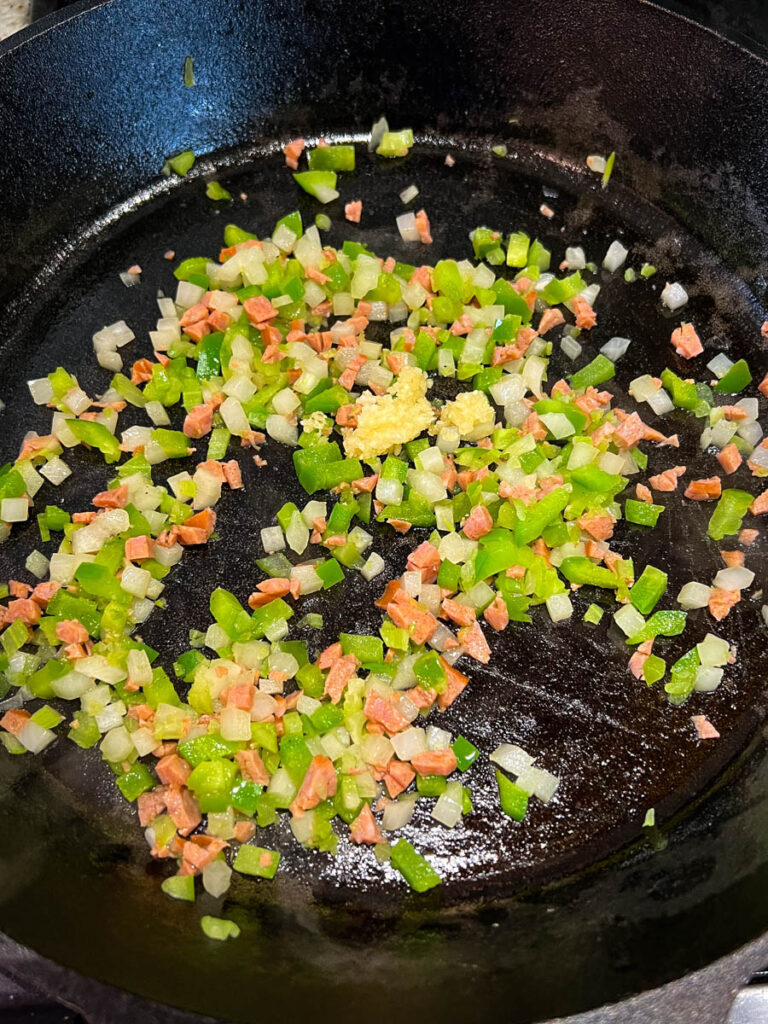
left=0, top=2, right=768, bottom=1024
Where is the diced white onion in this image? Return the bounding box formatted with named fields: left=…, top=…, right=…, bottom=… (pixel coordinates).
left=706, top=353, right=733, bottom=379
left=192, top=467, right=221, bottom=510
left=375, top=477, right=403, bottom=505
left=220, top=707, right=252, bottom=741
left=737, top=420, right=763, bottom=447
left=546, top=592, right=573, bottom=622
left=382, top=795, right=416, bottom=831
left=603, top=240, right=628, bottom=272
left=25, top=550, right=49, bottom=579
left=286, top=511, right=309, bottom=554
left=0, top=498, right=28, bottom=523
left=490, top=743, right=535, bottom=775
left=361, top=552, right=385, bottom=580
left=220, top=396, right=250, bottom=437
left=28, top=378, right=54, bottom=405
left=100, top=725, right=134, bottom=762
left=677, top=581, right=712, bottom=609
left=697, top=633, right=730, bottom=667
left=153, top=542, right=183, bottom=567
left=600, top=336, right=632, bottom=361
left=120, top=565, right=152, bottom=598
left=516, top=766, right=559, bottom=803
left=426, top=725, right=452, bottom=751
left=390, top=726, right=427, bottom=761
left=432, top=782, right=463, bottom=828
left=396, top=212, right=419, bottom=242
left=712, top=566, right=754, bottom=591
left=18, top=721, right=56, bottom=754
left=564, top=246, right=586, bottom=270
left=261, top=526, right=285, bottom=554
left=693, top=666, right=724, bottom=693
left=203, top=859, right=232, bottom=898
left=51, top=670, right=92, bottom=700
left=39, top=456, right=71, bottom=486
left=560, top=335, right=582, bottom=361
left=661, top=281, right=688, bottom=311
left=646, top=389, right=675, bottom=416
left=613, top=604, right=645, bottom=636
left=266, top=414, right=298, bottom=446
left=539, top=413, right=575, bottom=440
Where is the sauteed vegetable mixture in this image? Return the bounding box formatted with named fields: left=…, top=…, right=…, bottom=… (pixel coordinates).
left=1, top=133, right=766, bottom=932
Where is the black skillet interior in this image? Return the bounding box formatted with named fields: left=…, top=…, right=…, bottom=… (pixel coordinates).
left=1, top=0, right=768, bottom=1021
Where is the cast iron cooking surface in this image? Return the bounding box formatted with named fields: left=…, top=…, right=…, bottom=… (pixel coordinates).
left=0, top=135, right=766, bottom=1022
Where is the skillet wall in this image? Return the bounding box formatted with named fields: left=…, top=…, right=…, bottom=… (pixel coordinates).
left=2, top=1, right=768, bottom=1022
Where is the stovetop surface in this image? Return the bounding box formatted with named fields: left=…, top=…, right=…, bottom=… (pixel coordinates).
left=2, top=1, right=768, bottom=1023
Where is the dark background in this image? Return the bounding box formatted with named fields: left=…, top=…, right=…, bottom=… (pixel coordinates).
left=5, top=0, right=768, bottom=1022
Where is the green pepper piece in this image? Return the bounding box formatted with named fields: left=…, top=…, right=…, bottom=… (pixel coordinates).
left=110, top=373, right=147, bottom=408
left=308, top=145, right=355, bottom=172
left=452, top=735, right=480, bottom=771
left=67, top=420, right=121, bottom=463
left=630, top=565, right=668, bottom=615
left=162, top=875, right=196, bottom=902
left=311, top=703, right=344, bottom=734
left=660, top=368, right=698, bottom=410
left=495, top=769, right=529, bottom=821
left=233, top=845, right=281, bottom=879
left=74, top=562, right=122, bottom=601
left=627, top=610, right=687, bottom=645
left=664, top=647, right=700, bottom=703
left=642, top=654, right=667, bottom=685
left=174, top=256, right=210, bottom=282
left=187, top=759, right=239, bottom=813
left=339, top=633, right=383, bottom=663
left=206, top=181, right=231, bottom=201
left=116, top=763, right=156, bottom=802
left=559, top=557, right=619, bottom=589
left=539, top=272, right=584, bottom=306
left=583, top=603, right=604, bottom=625
left=437, top=559, right=462, bottom=591
left=303, top=383, right=351, bottom=416
left=714, top=358, right=752, bottom=394
left=376, top=129, right=414, bottom=157
left=506, top=231, right=530, bottom=268
left=492, top=279, right=532, bottom=323
left=279, top=735, right=312, bottom=788
left=390, top=839, right=441, bottom=892
left=625, top=499, right=664, bottom=527
left=166, top=150, right=195, bottom=176
left=707, top=489, right=754, bottom=540
left=210, top=587, right=253, bottom=640
left=178, top=733, right=244, bottom=767
left=570, top=355, right=616, bottom=391
left=413, top=650, right=446, bottom=688
left=230, top=780, right=262, bottom=816
left=293, top=170, right=338, bottom=202
left=296, top=662, right=325, bottom=699
left=514, top=488, right=569, bottom=546
left=315, top=559, right=345, bottom=589
left=417, top=775, right=447, bottom=797
left=200, top=916, right=240, bottom=940
left=68, top=711, right=100, bottom=749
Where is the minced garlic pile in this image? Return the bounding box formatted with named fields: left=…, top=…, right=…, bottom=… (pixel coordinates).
left=343, top=366, right=435, bottom=459
left=438, top=390, right=495, bottom=441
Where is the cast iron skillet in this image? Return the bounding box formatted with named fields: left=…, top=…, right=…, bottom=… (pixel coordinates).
left=1, top=0, right=768, bottom=1021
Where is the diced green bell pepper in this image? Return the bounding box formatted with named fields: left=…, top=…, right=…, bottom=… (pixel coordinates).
left=496, top=768, right=529, bottom=821
left=390, top=838, right=441, bottom=892
left=630, top=565, right=668, bottom=615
